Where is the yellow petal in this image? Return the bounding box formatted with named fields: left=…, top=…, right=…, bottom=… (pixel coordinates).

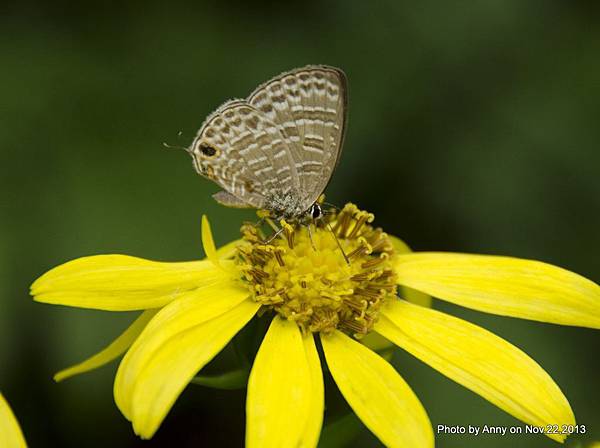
left=202, top=216, right=245, bottom=277
left=201, top=215, right=221, bottom=268
left=115, top=282, right=250, bottom=418
left=0, top=393, right=27, bottom=448
left=377, top=299, right=575, bottom=443
left=114, top=289, right=258, bottom=439
left=216, top=238, right=245, bottom=259
left=389, top=234, right=412, bottom=254
left=402, top=286, right=432, bottom=308
left=359, top=331, right=393, bottom=352
left=303, top=330, right=325, bottom=448
left=321, top=330, right=433, bottom=448
left=31, top=255, right=232, bottom=311
left=246, top=317, right=323, bottom=448
left=389, top=236, right=432, bottom=307
left=394, top=252, right=600, bottom=328
left=131, top=300, right=259, bottom=439
left=54, top=309, right=159, bottom=382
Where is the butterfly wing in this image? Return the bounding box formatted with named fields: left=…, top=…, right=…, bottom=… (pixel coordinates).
left=248, top=65, right=347, bottom=208
left=190, top=100, right=301, bottom=209
left=212, top=190, right=252, bottom=208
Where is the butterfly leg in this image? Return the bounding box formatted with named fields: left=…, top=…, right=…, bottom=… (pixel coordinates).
left=307, top=223, right=317, bottom=251
left=263, top=225, right=285, bottom=245
left=264, top=217, right=279, bottom=232
left=326, top=222, right=350, bottom=265
left=252, top=216, right=266, bottom=229
left=255, top=216, right=282, bottom=243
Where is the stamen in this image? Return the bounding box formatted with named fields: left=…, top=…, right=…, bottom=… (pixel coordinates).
left=370, top=234, right=390, bottom=252
left=247, top=267, right=269, bottom=283
left=343, top=296, right=368, bottom=313
left=332, top=203, right=358, bottom=236
left=241, top=223, right=263, bottom=244
left=361, top=253, right=388, bottom=268
left=347, top=237, right=372, bottom=260
left=350, top=271, right=378, bottom=282
left=340, top=318, right=368, bottom=335
left=253, top=247, right=274, bottom=262
left=273, top=248, right=285, bottom=267
left=347, top=211, right=375, bottom=239
left=280, top=219, right=295, bottom=248
left=353, top=287, right=383, bottom=299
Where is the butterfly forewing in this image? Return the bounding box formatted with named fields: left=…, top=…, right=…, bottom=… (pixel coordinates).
left=248, top=66, right=347, bottom=209
left=191, top=65, right=347, bottom=219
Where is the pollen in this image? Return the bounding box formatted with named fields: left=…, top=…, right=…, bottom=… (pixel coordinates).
left=236, top=203, right=398, bottom=336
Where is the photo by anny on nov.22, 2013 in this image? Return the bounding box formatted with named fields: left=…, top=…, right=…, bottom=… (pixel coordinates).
left=29, top=66, right=600, bottom=448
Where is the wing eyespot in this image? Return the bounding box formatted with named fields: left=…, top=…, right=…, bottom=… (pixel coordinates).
left=197, top=142, right=220, bottom=159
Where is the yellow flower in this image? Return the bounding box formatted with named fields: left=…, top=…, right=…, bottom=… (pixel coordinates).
left=0, top=393, right=27, bottom=448
left=31, top=204, right=600, bottom=447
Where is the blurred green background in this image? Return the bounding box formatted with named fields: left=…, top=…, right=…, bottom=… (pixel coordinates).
left=1, top=1, right=599, bottom=447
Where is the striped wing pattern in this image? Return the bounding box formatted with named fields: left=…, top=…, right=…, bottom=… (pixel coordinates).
left=192, top=100, right=297, bottom=209
left=190, top=65, right=347, bottom=215
left=249, top=66, right=347, bottom=206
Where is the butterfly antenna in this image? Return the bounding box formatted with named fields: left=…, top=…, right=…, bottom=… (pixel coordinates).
left=326, top=222, right=350, bottom=265
left=323, top=201, right=341, bottom=211
left=162, top=141, right=189, bottom=152
left=163, top=131, right=189, bottom=151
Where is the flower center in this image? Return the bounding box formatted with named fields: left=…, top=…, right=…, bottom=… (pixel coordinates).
left=236, top=203, right=398, bottom=336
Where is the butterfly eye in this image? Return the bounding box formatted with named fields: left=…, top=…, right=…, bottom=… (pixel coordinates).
left=310, top=203, right=322, bottom=219
left=197, top=143, right=219, bottom=158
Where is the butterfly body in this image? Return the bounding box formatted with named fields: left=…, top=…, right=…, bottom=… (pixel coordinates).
left=189, top=65, right=347, bottom=224
left=264, top=189, right=310, bottom=221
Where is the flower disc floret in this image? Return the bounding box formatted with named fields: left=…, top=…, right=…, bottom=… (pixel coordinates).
left=237, top=203, right=398, bottom=335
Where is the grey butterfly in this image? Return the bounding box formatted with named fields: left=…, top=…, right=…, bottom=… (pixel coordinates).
left=189, top=65, right=348, bottom=223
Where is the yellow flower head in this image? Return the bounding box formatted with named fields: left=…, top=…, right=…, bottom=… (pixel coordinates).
left=31, top=204, right=600, bottom=447
left=238, top=204, right=396, bottom=335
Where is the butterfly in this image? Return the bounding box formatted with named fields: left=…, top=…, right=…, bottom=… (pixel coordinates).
left=188, top=65, right=348, bottom=225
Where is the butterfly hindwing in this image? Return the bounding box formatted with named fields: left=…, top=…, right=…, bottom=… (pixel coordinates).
left=212, top=190, right=252, bottom=208
left=191, top=100, right=300, bottom=208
